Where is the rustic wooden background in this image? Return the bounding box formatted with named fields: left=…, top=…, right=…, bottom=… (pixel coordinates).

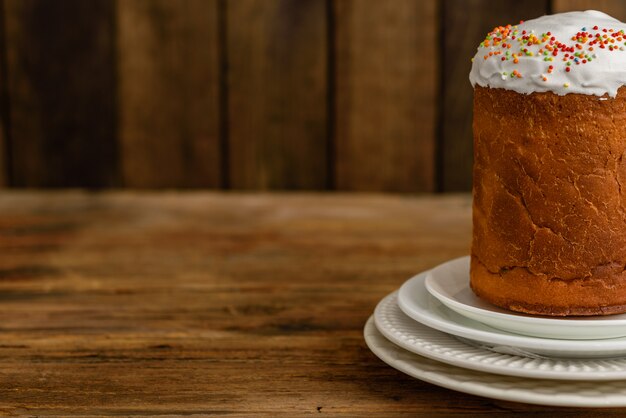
left=0, top=0, right=622, bottom=192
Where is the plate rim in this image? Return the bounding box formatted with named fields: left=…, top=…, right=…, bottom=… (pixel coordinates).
left=364, top=316, right=626, bottom=408
left=397, top=270, right=626, bottom=354
left=425, top=256, right=626, bottom=327
left=375, top=291, right=626, bottom=380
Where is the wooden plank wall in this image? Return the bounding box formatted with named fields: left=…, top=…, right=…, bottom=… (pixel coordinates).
left=117, top=0, right=222, bottom=188
left=0, top=0, right=7, bottom=187
left=0, top=0, right=615, bottom=191
left=334, top=0, right=437, bottom=192
left=553, top=0, right=626, bottom=19
left=4, top=0, right=118, bottom=187
left=227, top=0, right=328, bottom=190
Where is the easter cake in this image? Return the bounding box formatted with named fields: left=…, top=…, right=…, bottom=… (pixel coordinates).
left=470, top=10, right=626, bottom=316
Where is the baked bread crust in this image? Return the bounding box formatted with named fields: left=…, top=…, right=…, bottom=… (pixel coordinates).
left=471, top=85, right=626, bottom=316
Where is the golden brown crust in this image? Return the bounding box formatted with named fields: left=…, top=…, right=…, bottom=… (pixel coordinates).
left=471, top=86, right=626, bottom=316
left=471, top=256, right=626, bottom=316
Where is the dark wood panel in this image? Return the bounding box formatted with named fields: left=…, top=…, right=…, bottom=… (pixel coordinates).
left=4, top=0, right=118, bottom=187
left=0, top=0, right=8, bottom=186
left=334, top=0, right=437, bottom=193
left=117, top=0, right=222, bottom=188
left=441, top=0, right=549, bottom=192
left=227, top=0, right=328, bottom=190
left=553, top=0, right=626, bottom=19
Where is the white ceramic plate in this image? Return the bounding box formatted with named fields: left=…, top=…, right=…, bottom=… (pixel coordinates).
left=375, top=291, right=626, bottom=380
left=398, top=271, right=626, bottom=358
left=364, top=316, right=626, bottom=408
left=425, top=257, right=626, bottom=340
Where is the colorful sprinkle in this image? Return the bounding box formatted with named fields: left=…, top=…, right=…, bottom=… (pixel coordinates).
left=476, top=21, right=626, bottom=82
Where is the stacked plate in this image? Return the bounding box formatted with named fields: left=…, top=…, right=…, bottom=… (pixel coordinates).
left=365, top=256, right=626, bottom=407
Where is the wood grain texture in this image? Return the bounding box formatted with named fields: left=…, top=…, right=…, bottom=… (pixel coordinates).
left=334, top=0, right=437, bottom=193
left=552, top=0, right=626, bottom=20
left=0, top=0, right=8, bottom=186
left=4, top=0, right=118, bottom=187
left=2, top=191, right=626, bottom=415
left=227, top=0, right=328, bottom=190
left=441, top=0, right=549, bottom=192
left=117, top=0, right=222, bottom=188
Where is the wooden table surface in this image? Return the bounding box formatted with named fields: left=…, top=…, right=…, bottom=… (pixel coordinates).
left=1, top=191, right=624, bottom=416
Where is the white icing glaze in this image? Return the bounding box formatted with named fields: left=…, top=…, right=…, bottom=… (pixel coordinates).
left=469, top=10, right=626, bottom=97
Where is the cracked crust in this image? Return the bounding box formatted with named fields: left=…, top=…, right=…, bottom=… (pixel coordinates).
left=471, top=86, right=626, bottom=316
left=471, top=256, right=626, bottom=316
